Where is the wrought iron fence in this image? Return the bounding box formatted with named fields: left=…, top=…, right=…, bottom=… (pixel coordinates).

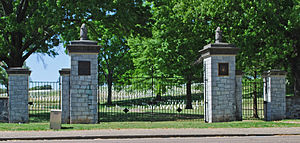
left=242, top=79, right=264, bottom=119
left=98, top=77, right=204, bottom=122
left=22, top=77, right=265, bottom=122
left=0, top=82, right=7, bottom=97
left=28, top=80, right=61, bottom=122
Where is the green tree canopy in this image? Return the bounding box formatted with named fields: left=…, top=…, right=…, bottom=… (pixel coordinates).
left=58, top=0, right=153, bottom=105
left=198, top=0, right=299, bottom=94
left=0, top=0, right=64, bottom=68
left=128, top=0, right=209, bottom=107
left=127, top=0, right=300, bottom=109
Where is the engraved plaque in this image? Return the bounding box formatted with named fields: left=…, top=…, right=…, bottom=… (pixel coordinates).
left=78, top=61, right=91, bottom=75
left=218, top=63, right=229, bottom=76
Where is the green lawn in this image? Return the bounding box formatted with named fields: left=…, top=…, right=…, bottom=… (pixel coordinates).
left=0, top=120, right=300, bottom=131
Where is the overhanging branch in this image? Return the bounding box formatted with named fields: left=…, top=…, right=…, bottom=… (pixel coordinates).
left=16, top=0, right=25, bottom=18
left=0, top=0, right=13, bottom=15
left=21, top=24, right=52, bottom=52
left=22, top=35, right=49, bottom=61
left=17, top=0, right=28, bottom=23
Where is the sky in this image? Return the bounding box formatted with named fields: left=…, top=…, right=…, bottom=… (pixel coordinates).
left=26, top=44, right=70, bottom=82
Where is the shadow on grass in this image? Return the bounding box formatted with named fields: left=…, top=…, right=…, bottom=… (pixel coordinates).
left=29, top=112, right=204, bottom=123
left=29, top=112, right=50, bottom=123
left=99, top=93, right=204, bottom=107
left=61, top=127, right=74, bottom=129
left=98, top=93, right=205, bottom=122
left=29, top=111, right=204, bottom=123
left=99, top=112, right=204, bottom=122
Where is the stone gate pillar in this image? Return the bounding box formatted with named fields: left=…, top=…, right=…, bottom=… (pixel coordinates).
left=67, top=24, right=100, bottom=124
left=263, top=70, right=286, bottom=121
left=7, top=68, right=31, bottom=123
left=199, top=27, right=240, bottom=123
left=59, top=68, right=70, bottom=124
left=235, top=70, right=243, bottom=121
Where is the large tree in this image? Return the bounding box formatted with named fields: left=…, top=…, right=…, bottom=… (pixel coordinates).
left=188, top=0, right=299, bottom=116
left=199, top=0, right=299, bottom=96
left=94, top=29, right=134, bottom=105
left=59, top=0, right=152, bottom=105
left=128, top=0, right=207, bottom=109
left=0, top=0, right=64, bottom=68
left=128, top=0, right=299, bottom=111
left=198, top=0, right=299, bottom=117
left=95, top=1, right=152, bottom=105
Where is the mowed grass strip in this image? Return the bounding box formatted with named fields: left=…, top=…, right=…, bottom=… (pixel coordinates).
left=0, top=120, right=300, bottom=131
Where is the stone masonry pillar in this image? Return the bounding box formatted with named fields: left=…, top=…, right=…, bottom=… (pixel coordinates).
left=59, top=68, right=70, bottom=124
left=67, top=24, right=100, bottom=124
left=199, top=27, right=239, bottom=123
left=263, top=70, right=286, bottom=121
left=235, top=70, right=243, bottom=121
left=7, top=68, right=31, bottom=123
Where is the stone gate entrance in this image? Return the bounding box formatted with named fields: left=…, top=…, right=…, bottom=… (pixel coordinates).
left=199, top=27, right=241, bottom=123
left=60, top=24, right=100, bottom=124
left=0, top=26, right=291, bottom=124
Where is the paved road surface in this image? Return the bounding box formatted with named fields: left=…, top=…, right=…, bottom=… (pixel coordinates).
left=1, top=128, right=300, bottom=139
left=2, top=135, right=300, bottom=143
left=1, top=128, right=300, bottom=143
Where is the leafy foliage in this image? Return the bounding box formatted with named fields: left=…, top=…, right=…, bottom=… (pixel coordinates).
left=0, top=0, right=64, bottom=67
left=128, top=0, right=206, bottom=80
left=30, top=85, right=52, bottom=90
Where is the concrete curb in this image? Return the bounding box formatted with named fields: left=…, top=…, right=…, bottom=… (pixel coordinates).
left=1, top=133, right=300, bottom=141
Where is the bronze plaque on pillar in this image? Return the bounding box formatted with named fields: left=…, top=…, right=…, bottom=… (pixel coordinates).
left=218, top=63, right=229, bottom=76
left=78, top=61, right=91, bottom=75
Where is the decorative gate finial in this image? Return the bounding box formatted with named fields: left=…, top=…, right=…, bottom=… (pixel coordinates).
left=215, top=27, right=222, bottom=43
left=80, top=23, right=88, bottom=40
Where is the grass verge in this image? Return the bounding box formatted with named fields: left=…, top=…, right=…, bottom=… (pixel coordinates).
left=0, top=120, right=300, bottom=131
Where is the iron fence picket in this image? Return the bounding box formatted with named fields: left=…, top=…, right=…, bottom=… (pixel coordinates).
left=28, top=80, right=60, bottom=122
left=0, top=81, right=8, bottom=97
left=98, top=76, right=204, bottom=122
left=242, top=79, right=264, bottom=120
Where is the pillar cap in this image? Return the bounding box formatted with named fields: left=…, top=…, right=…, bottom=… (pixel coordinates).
left=6, top=67, right=31, bottom=75
left=264, top=69, right=287, bottom=76
left=59, top=68, right=70, bottom=75
left=235, top=70, right=244, bottom=76
left=70, top=40, right=97, bottom=45
left=67, top=42, right=100, bottom=54
left=199, top=43, right=239, bottom=58
left=198, top=27, right=239, bottom=60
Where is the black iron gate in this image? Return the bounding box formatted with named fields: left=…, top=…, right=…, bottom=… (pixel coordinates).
left=203, top=63, right=208, bottom=122
left=242, top=79, right=264, bottom=119
left=28, top=79, right=61, bottom=122
left=98, top=77, right=204, bottom=122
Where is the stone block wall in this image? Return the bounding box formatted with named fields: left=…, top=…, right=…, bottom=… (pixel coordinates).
left=8, top=74, right=29, bottom=123
left=203, top=57, right=212, bottom=122
left=70, top=54, right=98, bottom=124
left=204, top=55, right=237, bottom=122
left=235, top=71, right=243, bottom=121
left=60, top=69, right=70, bottom=124
left=0, top=97, right=8, bottom=122
left=264, top=71, right=286, bottom=121
left=286, top=96, right=300, bottom=119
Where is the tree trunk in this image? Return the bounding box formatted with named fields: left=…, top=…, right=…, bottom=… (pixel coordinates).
left=155, top=84, right=162, bottom=101
left=107, top=73, right=113, bottom=105
left=6, top=52, right=24, bottom=68
left=253, top=71, right=259, bottom=118
left=185, top=79, right=193, bottom=109
left=6, top=32, right=25, bottom=68
left=155, top=93, right=162, bottom=101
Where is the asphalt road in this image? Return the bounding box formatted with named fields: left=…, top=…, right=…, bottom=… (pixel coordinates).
left=2, top=135, right=300, bottom=143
